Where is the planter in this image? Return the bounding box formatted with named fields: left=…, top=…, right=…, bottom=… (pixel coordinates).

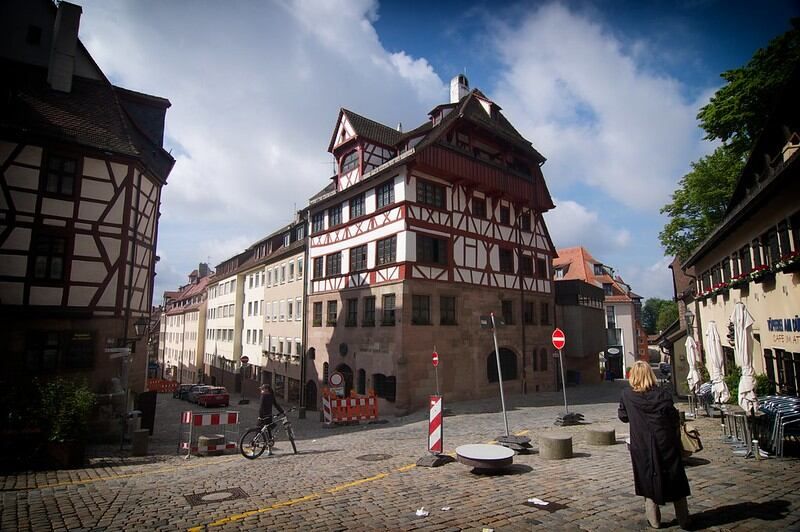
left=777, top=261, right=800, bottom=274
left=753, top=270, right=776, bottom=284
left=46, top=440, right=86, bottom=469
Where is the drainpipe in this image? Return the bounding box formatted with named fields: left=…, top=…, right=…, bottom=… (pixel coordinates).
left=299, top=233, right=309, bottom=419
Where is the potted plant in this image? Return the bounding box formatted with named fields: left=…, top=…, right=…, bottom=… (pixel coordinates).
left=775, top=251, right=800, bottom=274
left=37, top=378, right=96, bottom=469
left=749, top=264, right=775, bottom=284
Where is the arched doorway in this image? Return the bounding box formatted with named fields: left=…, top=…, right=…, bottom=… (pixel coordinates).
left=357, top=369, right=366, bottom=395
left=305, top=380, right=317, bottom=411
left=335, top=363, right=354, bottom=396
left=487, top=348, right=518, bottom=382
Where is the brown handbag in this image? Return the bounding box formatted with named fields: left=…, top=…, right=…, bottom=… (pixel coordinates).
left=680, top=424, right=703, bottom=457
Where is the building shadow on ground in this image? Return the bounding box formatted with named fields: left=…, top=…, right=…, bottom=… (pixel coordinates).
left=685, top=499, right=790, bottom=530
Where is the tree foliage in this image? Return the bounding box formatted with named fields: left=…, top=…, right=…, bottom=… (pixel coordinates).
left=642, top=298, right=679, bottom=334
left=659, top=144, right=743, bottom=260
left=661, top=21, right=800, bottom=261
left=697, top=20, right=800, bottom=158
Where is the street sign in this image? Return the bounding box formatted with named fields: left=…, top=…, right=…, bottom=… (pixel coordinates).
left=329, top=371, right=345, bottom=397
left=240, top=355, right=249, bottom=365
left=432, top=351, right=439, bottom=367
left=479, top=314, right=505, bottom=329
left=105, top=347, right=131, bottom=360
left=552, top=328, right=566, bottom=350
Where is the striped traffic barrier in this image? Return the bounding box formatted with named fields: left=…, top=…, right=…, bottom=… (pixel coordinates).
left=178, top=410, right=240, bottom=457
left=428, top=395, right=443, bottom=454
left=321, top=389, right=379, bottom=425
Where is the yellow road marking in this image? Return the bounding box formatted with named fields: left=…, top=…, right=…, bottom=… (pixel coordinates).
left=5, top=456, right=239, bottom=491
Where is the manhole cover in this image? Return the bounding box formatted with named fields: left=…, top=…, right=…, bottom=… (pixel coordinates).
left=185, top=487, right=248, bottom=506
left=356, top=453, right=392, bottom=461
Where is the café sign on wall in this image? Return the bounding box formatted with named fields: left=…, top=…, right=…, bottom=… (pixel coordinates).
left=767, top=316, right=800, bottom=347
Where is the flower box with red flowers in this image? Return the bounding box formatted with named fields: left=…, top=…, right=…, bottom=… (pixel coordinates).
left=749, top=264, right=775, bottom=283
left=729, top=272, right=749, bottom=288
left=709, top=282, right=729, bottom=296
left=776, top=251, right=800, bottom=273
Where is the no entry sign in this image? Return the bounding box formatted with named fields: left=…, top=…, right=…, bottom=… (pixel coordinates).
left=432, top=351, right=439, bottom=367
left=240, top=355, right=249, bottom=365
left=552, top=328, right=566, bottom=350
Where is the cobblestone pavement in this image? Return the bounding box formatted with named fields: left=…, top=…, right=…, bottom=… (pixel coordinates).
left=2, top=381, right=800, bottom=531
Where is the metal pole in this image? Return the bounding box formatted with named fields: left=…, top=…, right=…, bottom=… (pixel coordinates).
left=490, top=313, right=510, bottom=436
left=558, top=348, right=569, bottom=414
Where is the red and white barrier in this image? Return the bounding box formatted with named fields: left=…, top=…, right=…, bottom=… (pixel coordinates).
left=428, top=395, right=443, bottom=454
left=178, top=410, right=240, bottom=457
left=322, top=389, right=379, bottom=425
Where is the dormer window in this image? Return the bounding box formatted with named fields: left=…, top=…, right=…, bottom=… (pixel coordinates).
left=341, top=151, right=358, bottom=175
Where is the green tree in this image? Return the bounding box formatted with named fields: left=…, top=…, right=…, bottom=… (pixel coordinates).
left=655, top=300, right=678, bottom=333
left=660, top=22, right=800, bottom=261
left=697, top=20, right=800, bottom=157
left=659, top=145, right=742, bottom=260
left=642, top=298, right=667, bottom=334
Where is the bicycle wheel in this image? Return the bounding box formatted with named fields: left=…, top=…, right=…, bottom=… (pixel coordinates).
left=286, top=425, right=297, bottom=454
left=239, top=428, right=267, bottom=459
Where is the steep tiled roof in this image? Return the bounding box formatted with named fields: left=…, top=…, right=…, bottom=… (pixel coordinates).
left=554, top=246, right=637, bottom=303
left=0, top=60, right=174, bottom=182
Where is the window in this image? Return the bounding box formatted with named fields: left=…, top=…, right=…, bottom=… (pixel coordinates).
left=606, top=305, right=615, bottom=328
left=416, top=180, right=445, bottom=208
left=346, top=298, right=358, bottom=326
left=472, top=197, right=486, bottom=219
left=288, top=300, right=293, bottom=320
left=25, top=332, right=59, bottom=373
left=540, top=302, right=550, bottom=325
left=350, top=244, right=367, bottom=272
left=519, top=255, right=533, bottom=276
left=763, top=229, right=780, bottom=266
left=363, top=296, right=376, bottom=326
left=487, top=348, right=517, bottom=382
left=327, top=300, right=338, bottom=326
left=523, top=301, right=534, bottom=325
left=373, top=373, right=396, bottom=402
left=602, top=283, right=613, bottom=296
left=501, top=300, right=514, bottom=325
left=739, top=244, right=752, bottom=275
left=536, top=258, right=547, bottom=279
left=500, top=206, right=510, bottom=225
left=341, top=150, right=358, bottom=174
left=249, top=275, right=254, bottom=289
left=593, top=264, right=605, bottom=276
left=350, top=193, right=365, bottom=219
left=519, top=212, right=531, bottom=231
left=289, top=261, right=294, bottom=280
left=42, top=154, right=77, bottom=196
left=280, top=265, right=286, bottom=283
left=247, top=330, right=251, bottom=344
left=377, top=235, right=396, bottom=265
left=296, top=298, right=302, bottom=321
left=297, top=258, right=303, bottom=278
left=326, top=252, right=342, bottom=276
left=732, top=252, right=741, bottom=278
left=312, top=302, right=322, bottom=327
left=259, top=330, right=263, bottom=346
left=248, top=301, right=253, bottom=316
left=312, top=212, right=325, bottom=233
left=416, top=234, right=447, bottom=265
left=440, top=296, right=456, bottom=325
left=412, top=295, right=431, bottom=325
left=382, top=294, right=396, bottom=325
left=376, top=180, right=394, bottom=209
left=539, top=348, right=548, bottom=372
left=313, top=257, right=324, bottom=279
left=31, top=234, right=67, bottom=281
left=328, top=204, right=342, bottom=227
left=499, top=248, right=514, bottom=273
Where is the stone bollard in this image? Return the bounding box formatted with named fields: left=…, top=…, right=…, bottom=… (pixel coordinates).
left=539, top=434, right=573, bottom=460
left=131, top=429, right=149, bottom=456
left=585, top=428, right=616, bottom=446
left=198, top=434, right=225, bottom=456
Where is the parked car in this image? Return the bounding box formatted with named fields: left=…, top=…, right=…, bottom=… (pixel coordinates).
left=197, top=387, right=230, bottom=408
left=187, top=385, right=213, bottom=403
left=173, top=384, right=194, bottom=400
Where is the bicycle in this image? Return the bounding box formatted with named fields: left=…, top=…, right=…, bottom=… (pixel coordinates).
left=239, top=408, right=297, bottom=458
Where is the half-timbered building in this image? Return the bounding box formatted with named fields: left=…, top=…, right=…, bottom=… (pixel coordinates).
left=0, top=0, right=174, bottom=400
left=306, top=75, right=558, bottom=414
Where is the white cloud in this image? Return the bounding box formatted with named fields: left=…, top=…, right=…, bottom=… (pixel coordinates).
left=546, top=198, right=631, bottom=253
left=77, top=0, right=446, bottom=297
left=490, top=3, right=706, bottom=211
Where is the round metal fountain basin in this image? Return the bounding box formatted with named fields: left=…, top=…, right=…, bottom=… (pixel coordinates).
left=455, top=443, right=514, bottom=469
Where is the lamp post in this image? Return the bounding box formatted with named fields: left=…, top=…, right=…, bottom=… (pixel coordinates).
left=118, top=316, right=149, bottom=451
left=685, top=308, right=695, bottom=336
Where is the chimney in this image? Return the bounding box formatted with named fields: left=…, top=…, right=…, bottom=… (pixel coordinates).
left=198, top=262, right=210, bottom=278
left=396, top=122, right=403, bottom=132
left=450, top=74, right=469, bottom=104
left=47, top=2, right=82, bottom=93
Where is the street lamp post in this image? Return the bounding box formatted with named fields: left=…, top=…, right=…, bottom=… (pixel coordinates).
left=117, top=316, right=149, bottom=452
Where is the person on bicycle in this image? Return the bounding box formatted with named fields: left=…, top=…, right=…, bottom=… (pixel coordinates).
left=258, top=384, right=284, bottom=455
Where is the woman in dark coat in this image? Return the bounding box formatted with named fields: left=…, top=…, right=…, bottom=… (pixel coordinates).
left=619, top=361, right=690, bottom=529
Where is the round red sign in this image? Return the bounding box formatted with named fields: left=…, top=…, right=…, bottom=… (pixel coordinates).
left=432, top=351, right=439, bottom=367
left=551, top=328, right=566, bottom=350
left=240, top=355, right=249, bottom=364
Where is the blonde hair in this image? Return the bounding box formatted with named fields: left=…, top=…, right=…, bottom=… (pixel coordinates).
left=628, top=360, right=658, bottom=392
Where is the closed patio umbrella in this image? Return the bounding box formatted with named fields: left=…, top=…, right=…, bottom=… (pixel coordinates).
left=731, top=302, right=758, bottom=414
left=704, top=321, right=729, bottom=404
left=685, top=335, right=702, bottom=394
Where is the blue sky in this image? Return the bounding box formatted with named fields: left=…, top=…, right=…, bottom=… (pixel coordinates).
left=77, top=0, right=798, bottom=302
